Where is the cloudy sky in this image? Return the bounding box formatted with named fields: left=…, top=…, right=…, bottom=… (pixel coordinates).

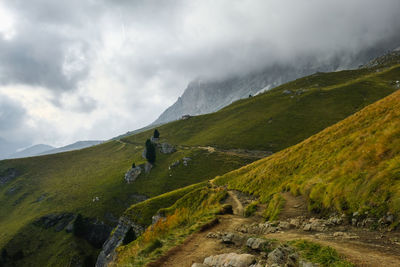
left=0, top=0, right=400, bottom=150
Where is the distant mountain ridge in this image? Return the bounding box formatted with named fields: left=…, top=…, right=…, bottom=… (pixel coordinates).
left=4, top=140, right=104, bottom=159
left=7, top=144, right=55, bottom=159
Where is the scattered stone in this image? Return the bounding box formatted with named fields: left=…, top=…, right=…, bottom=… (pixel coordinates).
left=221, top=232, right=246, bottom=245
left=327, top=215, right=343, bottom=225
left=183, top=157, right=192, bottom=166
left=278, top=221, right=291, bottom=229
left=289, top=218, right=301, bottom=228
left=169, top=160, right=180, bottom=169
left=236, top=222, right=280, bottom=235
left=283, top=89, right=292, bottom=95
left=333, top=232, right=359, bottom=239
left=206, top=232, right=222, bottom=239
left=203, top=253, right=256, bottom=267
left=222, top=233, right=236, bottom=244
left=246, top=237, right=269, bottom=251
left=303, top=224, right=312, bottom=231
left=267, top=245, right=298, bottom=266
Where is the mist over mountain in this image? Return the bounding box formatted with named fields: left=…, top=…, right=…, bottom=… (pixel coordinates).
left=153, top=42, right=399, bottom=125
left=38, top=140, right=103, bottom=155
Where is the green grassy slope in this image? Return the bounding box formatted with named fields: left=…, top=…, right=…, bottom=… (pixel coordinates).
left=0, top=52, right=399, bottom=266
left=0, top=140, right=250, bottom=266
left=123, top=63, right=400, bottom=151
left=114, top=89, right=399, bottom=267
left=214, top=89, right=400, bottom=219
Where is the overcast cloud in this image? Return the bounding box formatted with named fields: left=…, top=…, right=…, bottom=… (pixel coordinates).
left=0, top=0, right=399, bottom=149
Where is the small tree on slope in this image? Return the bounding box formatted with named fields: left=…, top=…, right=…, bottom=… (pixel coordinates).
left=145, top=139, right=156, bottom=164
left=153, top=129, right=160, bottom=139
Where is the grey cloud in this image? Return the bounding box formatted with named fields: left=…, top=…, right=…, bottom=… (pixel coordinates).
left=0, top=94, right=32, bottom=154
left=0, top=0, right=400, bottom=147
left=0, top=94, right=26, bottom=131
left=0, top=0, right=99, bottom=91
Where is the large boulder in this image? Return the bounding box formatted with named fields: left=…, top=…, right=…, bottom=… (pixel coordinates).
left=158, top=143, right=176, bottom=154
left=124, top=166, right=142, bottom=183
left=246, top=237, right=270, bottom=251
left=203, top=253, right=256, bottom=267
left=96, top=216, right=144, bottom=267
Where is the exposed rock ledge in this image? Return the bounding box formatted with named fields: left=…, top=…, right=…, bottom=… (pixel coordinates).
left=96, top=216, right=144, bottom=267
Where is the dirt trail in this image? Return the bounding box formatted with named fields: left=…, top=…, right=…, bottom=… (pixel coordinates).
left=279, top=192, right=308, bottom=219
left=268, top=232, right=400, bottom=267
left=227, top=191, right=244, bottom=216
left=179, top=145, right=272, bottom=159
left=147, top=191, right=254, bottom=267
left=147, top=191, right=400, bottom=267
left=274, top=193, right=400, bottom=267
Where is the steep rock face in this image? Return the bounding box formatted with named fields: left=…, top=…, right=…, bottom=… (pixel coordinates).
left=152, top=64, right=332, bottom=125
left=96, top=216, right=144, bottom=267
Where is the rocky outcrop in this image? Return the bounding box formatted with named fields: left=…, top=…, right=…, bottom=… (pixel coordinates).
left=157, top=143, right=176, bottom=154
left=169, top=160, right=180, bottom=169
left=124, top=166, right=141, bottom=183
left=96, top=216, right=144, bottom=267
left=33, top=213, right=75, bottom=232
left=0, top=168, right=19, bottom=185
left=33, top=213, right=112, bottom=248
left=78, top=218, right=113, bottom=249
left=206, top=231, right=246, bottom=246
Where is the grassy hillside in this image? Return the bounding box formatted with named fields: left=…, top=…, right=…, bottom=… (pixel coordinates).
left=116, top=184, right=227, bottom=266
left=0, top=52, right=399, bottom=266
left=123, top=62, right=400, bottom=151
left=0, top=140, right=250, bottom=266
left=214, top=89, right=400, bottom=219
left=114, top=89, right=399, bottom=267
